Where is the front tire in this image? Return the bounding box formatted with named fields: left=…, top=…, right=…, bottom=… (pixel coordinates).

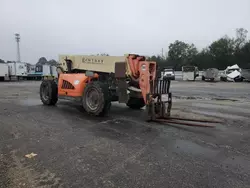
left=82, top=81, right=111, bottom=116
left=126, top=97, right=145, bottom=109
left=40, top=80, right=58, bottom=105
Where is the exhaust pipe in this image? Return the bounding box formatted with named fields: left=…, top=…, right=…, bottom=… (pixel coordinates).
left=65, top=58, right=72, bottom=73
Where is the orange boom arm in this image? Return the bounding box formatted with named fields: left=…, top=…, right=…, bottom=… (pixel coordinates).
left=126, top=55, right=156, bottom=104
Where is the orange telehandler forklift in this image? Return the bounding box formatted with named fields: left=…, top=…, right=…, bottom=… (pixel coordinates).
left=39, top=54, right=172, bottom=121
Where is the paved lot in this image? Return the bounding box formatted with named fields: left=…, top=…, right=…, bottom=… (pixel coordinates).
left=0, top=81, right=250, bottom=188
left=171, top=81, right=250, bottom=101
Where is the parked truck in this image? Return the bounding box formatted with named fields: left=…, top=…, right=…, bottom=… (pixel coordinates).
left=161, top=67, right=175, bottom=80
left=27, top=64, right=42, bottom=80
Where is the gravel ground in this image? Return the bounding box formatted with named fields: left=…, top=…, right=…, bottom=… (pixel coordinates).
left=0, top=81, right=250, bottom=188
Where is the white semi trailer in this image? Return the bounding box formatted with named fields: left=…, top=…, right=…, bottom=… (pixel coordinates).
left=8, top=62, right=28, bottom=80
left=0, top=63, right=9, bottom=81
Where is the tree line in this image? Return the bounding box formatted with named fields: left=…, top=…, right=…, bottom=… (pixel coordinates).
left=148, top=28, right=250, bottom=71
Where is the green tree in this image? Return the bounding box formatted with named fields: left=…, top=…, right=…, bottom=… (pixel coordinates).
left=193, top=48, right=214, bottom=70
left=234, top=28, right=248, bottom=50
left=147, top=55, right=168, bottom=71
left=167, top=40, right=198, bottom=70
left=208, top=36, right=235, bottom=69
left=232, top=28, right=249, bottom=68
left=0, top=59, right=5, bottom=63
left=36, top=57, right=48, bottom=65
left=48, top=59, right=58, bottom=66
left=148, top=28, right=249, bottom=71
left=234, top=41, right=250, bottom=68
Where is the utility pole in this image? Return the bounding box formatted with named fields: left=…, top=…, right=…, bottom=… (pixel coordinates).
left=161, top=48, right=164, bottom=59
left=15, top=33, right=21, bottom=75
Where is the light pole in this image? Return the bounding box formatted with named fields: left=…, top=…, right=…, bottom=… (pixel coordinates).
left=15, top=33, right=21, bottom=75
left=15, top=33, right=21, bottom=62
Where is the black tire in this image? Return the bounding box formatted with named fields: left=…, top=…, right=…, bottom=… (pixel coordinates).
left=82, top=81, right=111, bottom=116
left=126, top=97, right=145, bottom=109
left=202, top=76, right=205, bottom=81
left=220, top=77, right=227, bottom=82
left=40, top=80, right=58, bottom=105
left=234, top=77, right=243, bottom=82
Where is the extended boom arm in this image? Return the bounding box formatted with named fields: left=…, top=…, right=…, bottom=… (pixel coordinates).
left=125, top=54, right=172, bottom=121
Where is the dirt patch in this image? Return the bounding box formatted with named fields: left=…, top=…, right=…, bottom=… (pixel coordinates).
left=0, top=149, right=63, bottom=188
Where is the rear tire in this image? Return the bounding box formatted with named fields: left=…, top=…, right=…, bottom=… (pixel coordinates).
left=82, top=81, right=111, bottom=116
left=126, top=97, right=145, bottom=109
left=40, top=80, right=58, bottom=105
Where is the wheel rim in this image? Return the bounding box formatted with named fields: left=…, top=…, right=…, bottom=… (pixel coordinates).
left=86, top=88, right=99, bottom=111
left=41, top=84, right=49, bottom=101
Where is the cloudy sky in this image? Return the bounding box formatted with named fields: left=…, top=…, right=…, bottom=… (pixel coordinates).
left=0, top=0, right=249, bottom=64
